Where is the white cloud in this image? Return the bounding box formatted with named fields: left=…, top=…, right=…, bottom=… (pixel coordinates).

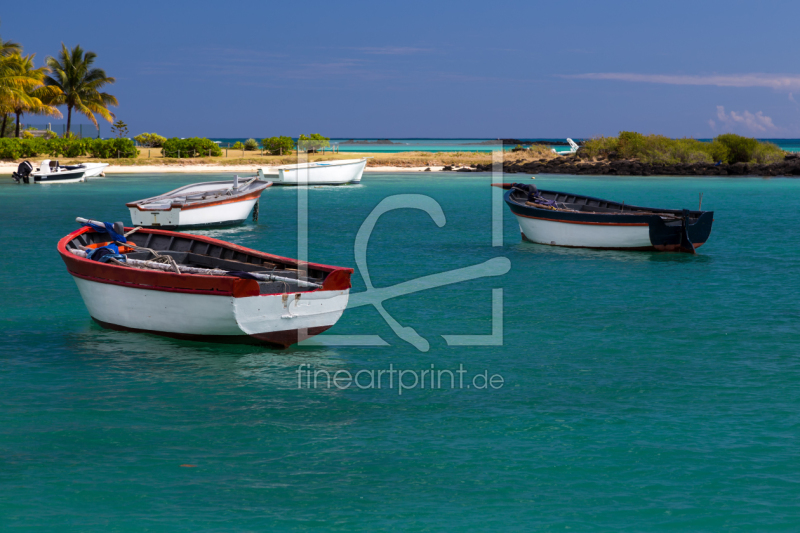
left=712, top=106, right=779, bottom=134
left=353, top=46, right=431, bottom=55
left=564, top=72, right=800, bottom=91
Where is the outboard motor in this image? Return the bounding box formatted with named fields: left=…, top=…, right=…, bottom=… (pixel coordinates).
left=12, top=161, right=33, bottom=184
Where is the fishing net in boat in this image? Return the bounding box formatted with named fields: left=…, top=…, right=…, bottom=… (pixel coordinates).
left=85, top=243, right=127, bottom=263
left=80, top=220, right=128, bottom=243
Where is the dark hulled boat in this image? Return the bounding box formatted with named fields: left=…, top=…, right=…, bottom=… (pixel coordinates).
left=499, top=183, right=713, bottom=253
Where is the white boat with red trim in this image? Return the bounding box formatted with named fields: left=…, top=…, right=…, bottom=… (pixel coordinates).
left=257, top=158, right=367, bottom=185
left=126, top=175, right=272, bottom=228
left=59, top=220, right=353, bottom=348
left=498, top=183, right=714, bottom=253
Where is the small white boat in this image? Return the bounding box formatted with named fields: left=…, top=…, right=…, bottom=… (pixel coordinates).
left=126, top=176, right=272, bottom=228
left=257, top=158, right=367, bottom=186
left=77, top=162, right=110, bottom=178
left=551, top=138, right=580, bottom=156
left=30, top=160, right=87, bottom=183
left=59, top=219, right=353, bottom=348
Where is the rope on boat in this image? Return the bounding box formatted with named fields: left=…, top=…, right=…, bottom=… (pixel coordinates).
left=68, top=248, right=323, bottom=288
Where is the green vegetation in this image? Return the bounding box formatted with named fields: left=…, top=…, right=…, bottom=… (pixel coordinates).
left=581, top=132, right=784, bottom=165
left=44, top=44, right=117, bottom=135
left=134, top=132, right=166, bottom=147
left=298, top=133, right=330, bottom=150
left=0, top=137, right=136, bottom=159
left=110, top=119, right=128, bottom=138
left=231, top=141, right=244, bottom=150
left=243, top=138, right=258, bottom=151
left=5, top=53, right=62, bottom=138
left=261, top=136, right=295, bottom=155
left=161, top=137, right=222, bottom=158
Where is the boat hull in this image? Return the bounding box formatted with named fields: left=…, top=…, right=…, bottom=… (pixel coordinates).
left=515, top=214, right=654, bottom=249
left=260, top=159, right=366, bottom=185
left=32, top=171, right=86, bottom=183
left=81, top=163, right=109, bottom=178
left=73, top=276, right=349, bottom=347
left=128, top=196, right=259, bottom=228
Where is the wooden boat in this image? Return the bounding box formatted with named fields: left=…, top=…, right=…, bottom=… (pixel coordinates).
left=126, top=176, right=272, bottom=228
left=498, top=183, right=713, bottom=253
left=257, top=158, right=367, bottom=185
left=58, top=219, right=353, bottom=348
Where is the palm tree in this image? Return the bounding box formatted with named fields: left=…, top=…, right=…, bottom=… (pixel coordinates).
left=44, top=44, right=117, bottom=135
left=6, top=54, right=61, bottom=137
left=0, top=55, right=42, bottom=138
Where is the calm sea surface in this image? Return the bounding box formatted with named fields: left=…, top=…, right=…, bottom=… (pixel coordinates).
left=2, top=173, right=800, bottom=531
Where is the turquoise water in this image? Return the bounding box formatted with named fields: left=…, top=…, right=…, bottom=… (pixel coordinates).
left=2, top=173, right=800, bottom=530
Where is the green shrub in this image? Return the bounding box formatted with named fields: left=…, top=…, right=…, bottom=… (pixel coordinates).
left=134, top=132, right=166, bottom=147
left=580, top=132, right=783, bottom=165
left=87, top=138, right=136, bottom=158
left=750, top=142, right=784, bottom=164
left=297, top=133, right=330, bottom=150
left=43, top=130, right=58, bottom=139
left=162, top=137, right=222, bottom=158
left=244, top=138, right=258, bottom=151
left=0, top=139, right=24, bottom=159
left=581, top=136, right=619, bottom=158
left=232, top=141, right=245, bottom=150
left=714, top=134, right=760, bottom=164
left=49, top=138, right=91, bottom=157
left=0, top=138, right=137, bottom=160
left=261, top=136, right=295, bottom=155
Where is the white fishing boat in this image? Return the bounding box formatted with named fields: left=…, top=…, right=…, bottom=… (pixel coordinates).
left=29, top=160, right=87, bottom=183
left=257, top=158, right=367, bottom=186
left=497, top=183, right=714, bottom=253
left=77, top=162, right=109, bottom=178
left=59, top=219, right=353, bottom=348
left=126, top=175, right=272, bottom=228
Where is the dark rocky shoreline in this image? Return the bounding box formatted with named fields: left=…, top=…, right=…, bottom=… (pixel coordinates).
left=462, top=153, right=800, bottom=176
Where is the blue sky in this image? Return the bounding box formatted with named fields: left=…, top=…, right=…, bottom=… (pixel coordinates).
left=4, top=0, right=800, bottom=138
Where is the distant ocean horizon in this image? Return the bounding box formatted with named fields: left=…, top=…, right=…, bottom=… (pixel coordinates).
left=206, top=137, right=800, bottom=153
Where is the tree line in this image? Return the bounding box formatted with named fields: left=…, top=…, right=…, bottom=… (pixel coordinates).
left=0, top=22, right=117, bottom=138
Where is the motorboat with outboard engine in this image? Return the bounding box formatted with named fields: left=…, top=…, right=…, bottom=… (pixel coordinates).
left=12, top=160, right=87, bottom=183
left=497, top=183, right=713, bottom=253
